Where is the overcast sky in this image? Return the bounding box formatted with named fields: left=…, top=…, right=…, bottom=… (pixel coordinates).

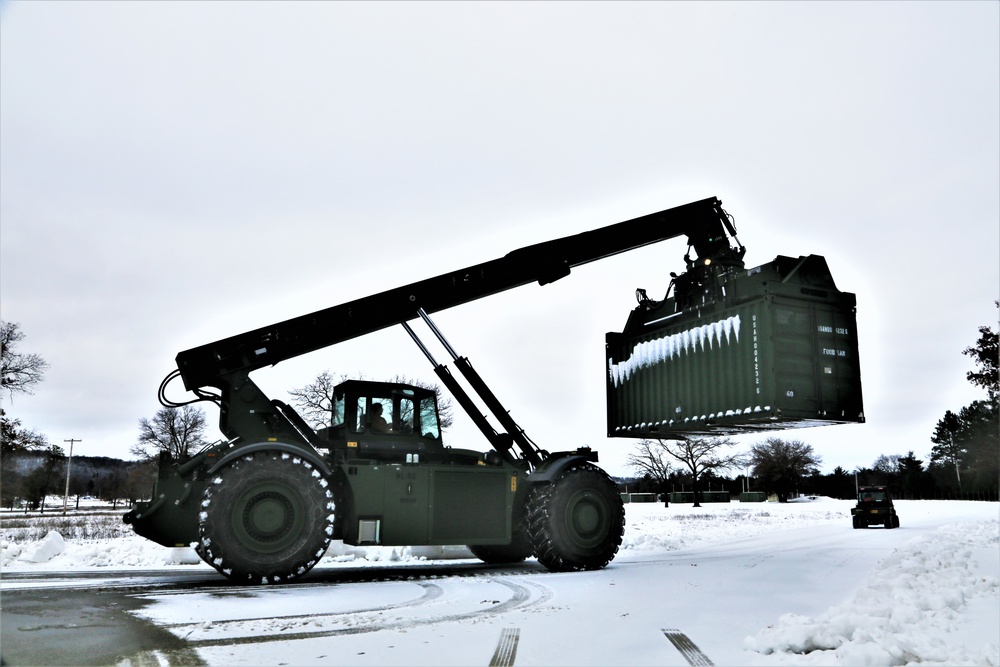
left=2, top=1, right=997, bottom=478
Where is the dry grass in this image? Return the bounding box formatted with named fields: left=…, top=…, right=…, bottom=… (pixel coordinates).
left=0, top=508, right=131, bottom=542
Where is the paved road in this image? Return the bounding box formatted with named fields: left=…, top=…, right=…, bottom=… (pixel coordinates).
left=1, top=571, right=217, bottom=666
left=0, top=563, right=533, bottom=666
left=2, top=506, right=973, bottom=666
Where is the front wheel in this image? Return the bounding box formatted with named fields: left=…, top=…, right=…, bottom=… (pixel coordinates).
left=197, top=450, right=335, bottom=584
left=526, top=462, right=625, bottom=572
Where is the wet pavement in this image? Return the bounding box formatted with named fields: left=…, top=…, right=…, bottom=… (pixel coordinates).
left=0, top=573, right=216, bottom=666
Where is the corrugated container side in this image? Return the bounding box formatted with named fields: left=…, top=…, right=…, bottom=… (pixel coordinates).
left=606, top=255, right=863, bottom=439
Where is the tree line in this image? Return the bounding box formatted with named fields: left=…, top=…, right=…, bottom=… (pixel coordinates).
left=623, top=446, right=998, bottom=504
left=927, top=302, right=999, bottom=496
left=1, top=321, right=153, bottom=509
left=1, top=450, right=152, bottom=511
left=626, top=435, right=826, bottom=505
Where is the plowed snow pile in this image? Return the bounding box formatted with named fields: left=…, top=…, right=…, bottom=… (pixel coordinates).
left=747, top=520, right=999, bottom=666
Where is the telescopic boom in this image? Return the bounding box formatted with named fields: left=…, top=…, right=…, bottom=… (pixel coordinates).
left=175, top=197, right=742, bottom=393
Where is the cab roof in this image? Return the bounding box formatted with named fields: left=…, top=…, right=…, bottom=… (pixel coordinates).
left=334, top=379, right=437, bottom=400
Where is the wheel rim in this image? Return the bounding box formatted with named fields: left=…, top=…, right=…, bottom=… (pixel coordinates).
left=563, top=489, right=611, bottom=550
left=232, top=482, right=305, bottom=554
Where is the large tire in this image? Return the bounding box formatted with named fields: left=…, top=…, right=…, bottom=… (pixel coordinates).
left=526, top=462, right=625, bottom=572
left=468, top=541, right=532, bottom=564
left=197, top=450, right=335, bottom=584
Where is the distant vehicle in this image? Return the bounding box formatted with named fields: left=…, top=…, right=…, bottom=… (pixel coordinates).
left=851, top=486, right=900, bottom=529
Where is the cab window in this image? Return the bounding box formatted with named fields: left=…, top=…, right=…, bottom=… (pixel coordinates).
left=396, top=397, right=415, bottom=434
left=354, top=397, right=367, bottom=433
left=370, top=397, right=393, bottom=433
left=420, top=397, right=440, bottom=440
left=350, top=392, right=434, bottom=437
left=330, top=394, right=345, bottom=429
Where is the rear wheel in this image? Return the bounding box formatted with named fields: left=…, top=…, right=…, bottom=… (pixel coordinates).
left=526, top=462, right=625, bottom=572
left=197, top=450, right=335, bottom=584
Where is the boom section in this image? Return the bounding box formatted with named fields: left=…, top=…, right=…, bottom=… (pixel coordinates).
left=176, top=196, right=740, bottom=391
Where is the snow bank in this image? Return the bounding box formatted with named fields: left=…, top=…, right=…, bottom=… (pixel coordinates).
left=1, top=533, right=200, bottom=569
left=20, top=530, right=65, bottom=563
left=3, top=497, right=848, bottom=571
left=746, top=520, right=1000, bottom=666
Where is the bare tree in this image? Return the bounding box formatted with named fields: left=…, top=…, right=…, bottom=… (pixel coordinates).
left=2, top=415, right=49, bottom=508
left=131, top=406, right=208, bottom=460
left=658, top=436, right=744, bottom=507
left=22, top=443, right=64, bottom=511
left=1, top=414, right=48, bottom=454
left=102, top=468, right=127, bottom=509
left=288, top=370, right=344, bottom=429
left=1, top=321, right=49, bottom=400
left=627, top=439, right=673, bottom=489
left=872, top=453, right=902, bottom=480
left=1, top=322, right=51, bottom=468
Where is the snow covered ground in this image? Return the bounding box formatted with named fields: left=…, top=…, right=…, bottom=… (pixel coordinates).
left=2, top=497, right=998, bottom=666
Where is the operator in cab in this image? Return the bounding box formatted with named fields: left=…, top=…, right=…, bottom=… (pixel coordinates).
left=370, top=403, right=391, bottom=433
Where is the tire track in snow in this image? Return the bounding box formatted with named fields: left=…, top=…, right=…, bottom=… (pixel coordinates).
left=489, top=628, right=520, bottom=667
left=163, top=577, right=548, bottom=649
left=662, top=628, right=714, bottom=666
left=740, top=554, right=772, bottom=569
left=822, top=549, right=861, bottom=574
left=160, top=581, right=444, bottom=631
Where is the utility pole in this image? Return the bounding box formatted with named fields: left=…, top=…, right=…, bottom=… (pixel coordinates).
left=62, top=438, right=81, bottom=515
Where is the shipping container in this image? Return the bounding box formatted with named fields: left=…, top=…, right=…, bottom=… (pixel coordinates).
left=606, top=254, right=863, bottom=439
left=668, top=491, right=732, bottom=503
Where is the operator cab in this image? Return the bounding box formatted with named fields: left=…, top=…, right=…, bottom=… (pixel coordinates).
left=318, top=380, right=444, bottom=461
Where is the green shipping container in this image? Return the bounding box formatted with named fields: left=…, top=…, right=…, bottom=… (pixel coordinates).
left=606, top=255, right=863, bottom=439
left=669, top=491, right=732, bottom=503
